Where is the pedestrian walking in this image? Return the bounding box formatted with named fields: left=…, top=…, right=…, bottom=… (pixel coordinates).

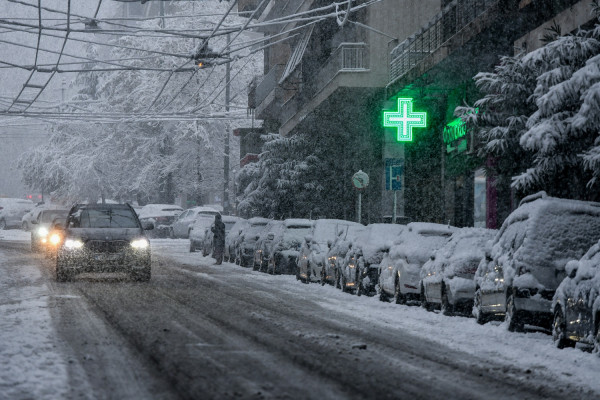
left=211, top=214, right=225, bottom=265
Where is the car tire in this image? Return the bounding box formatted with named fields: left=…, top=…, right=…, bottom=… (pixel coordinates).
left=421, top=285, right=434, bottom=311
left=506, top=292, right=524, bottom=332
left=0, top=219, right=6, bottom=230
left=132, top=267, right=151, bottom=282
left=335, top=270, right=341, bottom=289
left=552, top=307, right=572, bottom=349
left=441, top=284, right=453, bottom=316
left=394, top=280, right=405, bottom=304
left=202, top=247, right=209, bottom=257
left=320, top=267, right=326, bottom=286
left=474, top=289, right=488, bottom=325
left=169, top=227, right=175, bottom=239
left=379, top=287, right=388, bottom=302
left=189, top=241, right=195, bottom=252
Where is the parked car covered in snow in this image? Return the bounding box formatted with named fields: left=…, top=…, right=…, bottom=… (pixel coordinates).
left=378, top=222, right=456, bottom=304
left=253, top=220, right=284, bottom=271
left=137, top=204, right=183, bottom=238
left=340, top=223, right=405, bottom=295
left=224, top=218, right=249, bottom=262
left=21, top=203, right=48, bottom=231
left=0, top=198, right=34, bottom=230
left=170, top=206, right=220, bottom=239
left=420, top=227, right=496, bottom=315
left=322, top=223, right=365, bottom=287
left=238, top=217, right=270, bottom=268
left=473, top=192, right=600, bottom=331
left=297, top=219, right=363, bottom=283
left=552, top=240, right=600, bottom=350
left=264, top=219, right=313, bottom=275
left=200, top=215, right=241, bottom=257
left=189, top=215, right=217, bottom=253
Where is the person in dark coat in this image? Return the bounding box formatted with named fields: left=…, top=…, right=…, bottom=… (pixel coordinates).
left=211, top=214, right=226, bottom=265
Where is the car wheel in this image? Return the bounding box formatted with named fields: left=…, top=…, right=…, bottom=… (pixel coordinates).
left=132, top=267, right=151, bottom=282
left=320, top=267, right=326, bottom=286
left=0, top=219, right=6, bottom=230
left=202, top=247, right=209, bottom=257
left=506, top=292, right=524, bottom=332
left=169, top=227, right=175, bottom=239
left=22, top=222, right=28, bottom=231
left=441, top=284, right=453, bottom=316
left=189, top=241, right=195, bottom=252
left=421, top=285, right=433, bottom=311
left=379, top=287, right=388, bottom=302
left=335, top=270, right=341, bottom=289
left=474, top=289, right=488, bottom=325
left=394, top=280, right=405, bottom=304
left=552, top=307, right=572, bottom=349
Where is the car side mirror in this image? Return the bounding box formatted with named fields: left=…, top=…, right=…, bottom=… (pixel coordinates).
left=142, top=221, right=154, bottom=230
left=267, top=233, right=275, bottom=240
left=255, top=235, right=260, bottom=240
left=31, top=220, right=38, bottom=225
left=565, top=260, right=578, bottom=279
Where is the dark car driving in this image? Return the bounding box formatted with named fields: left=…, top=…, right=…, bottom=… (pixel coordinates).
left=55, top=203, right=152, bottom=282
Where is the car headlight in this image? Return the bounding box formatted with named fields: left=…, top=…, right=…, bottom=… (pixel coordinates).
left=64, top=239, right=84, bottom=249
left=131, top=238, right=149, bottom=249
left=38, top=227, right=49, bottom=237
left=49, top=233, right=61, bottom=245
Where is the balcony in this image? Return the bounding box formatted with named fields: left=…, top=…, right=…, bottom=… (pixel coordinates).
left=312, top=42, right=369, bottom=95
left=389, top=0, right=499, bottom=86
left=253, top=64, right=284, bottom=119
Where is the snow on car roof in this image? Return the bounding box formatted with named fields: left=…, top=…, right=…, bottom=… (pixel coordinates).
left=353, top=223, right=405, bottom=261
left=284, top=218, right=312, bottom=228
left=438, top=228, right=496, bottom=263
left=391, top=223, right=456, bottom=262
left=138, top=204, right=183, bottom=218
left=494, top=193, right=600, bottom=288
left=248, top=217, right=270, bottom=226
left=312, top=219, right=362, bottom=242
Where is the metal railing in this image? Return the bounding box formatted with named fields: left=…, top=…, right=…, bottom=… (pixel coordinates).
left=390, top=0, right=498, bottom=84
left=310, top=42, right=369, bottom=95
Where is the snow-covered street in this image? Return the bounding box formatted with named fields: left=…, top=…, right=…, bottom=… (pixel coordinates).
left=2, top=230, right=599, bottom=399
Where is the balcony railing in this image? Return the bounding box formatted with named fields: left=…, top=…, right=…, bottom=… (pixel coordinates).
left=389, top=0, right=498, bottom=84
left=253, top=64, right=284, bottom=110
left=310, top=42, right=369, bottom=94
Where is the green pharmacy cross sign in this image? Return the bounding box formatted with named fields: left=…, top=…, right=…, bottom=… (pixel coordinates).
left=383, top=98, right=427, bottom=142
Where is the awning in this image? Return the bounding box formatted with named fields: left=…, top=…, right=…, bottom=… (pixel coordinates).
left=279, top=24, right=315, bottom=85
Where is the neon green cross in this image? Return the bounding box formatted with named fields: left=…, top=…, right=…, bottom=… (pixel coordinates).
left=383, top=98, right=427, bottom=142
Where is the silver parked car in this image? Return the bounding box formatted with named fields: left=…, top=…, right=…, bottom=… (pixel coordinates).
left=552, top=240, right=600, bottom=350
left=170, top=206, right=220, bottom=239
left=420, top=227, right=496, bottom=315
left=473, top=192, right=600, bottom=331
left=378, top=222, right=456, bottom=304
left=0, top=198, right=34, bottom=230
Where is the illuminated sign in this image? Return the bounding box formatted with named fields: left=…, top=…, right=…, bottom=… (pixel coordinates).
left=383, top=98, right=427, bottom=142
left=443, top=118, right=467, bottom=143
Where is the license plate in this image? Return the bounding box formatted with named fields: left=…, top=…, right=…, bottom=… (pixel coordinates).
left=95, top=254, right=120, bottom=261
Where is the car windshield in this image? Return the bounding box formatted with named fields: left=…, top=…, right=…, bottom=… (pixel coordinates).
left=76, top=208, right=139, bottom=228
left=41, top=210, right=68, bottom=223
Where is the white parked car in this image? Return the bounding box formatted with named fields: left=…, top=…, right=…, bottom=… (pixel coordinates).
left=189, top=216, right=218, bottom=253
left=420, top=227, right=496, bottom=315
left=137, top=204, right=183, bottom=238
left=473, top=191, right=600, bottom=331
left=263, top=219, right=313, bottom=275
left=324, top=223, right=366, bottom=288
left=297, top=219, right=363, bottom=284
left=224, top=218, right=249, bottom=263
left=238, top=217, right=271, bottom=268
left=552, top=240, right=600, bottom=350
left=0, top=198, right=34, bottom=230
left=171, top=206, right=220, bottom=239
left=378, top=222, right=456, bottom=304
left=340, top=223, right=405, bottom=295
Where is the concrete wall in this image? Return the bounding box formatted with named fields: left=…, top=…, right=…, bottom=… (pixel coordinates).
left=515, top=0, right=596, bottom=52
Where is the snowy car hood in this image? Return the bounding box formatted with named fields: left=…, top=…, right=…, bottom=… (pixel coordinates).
left=65, top=228, right=144, bottom=241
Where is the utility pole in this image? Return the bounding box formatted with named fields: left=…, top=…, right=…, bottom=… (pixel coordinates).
left=223, top=33, right=231, bottom=214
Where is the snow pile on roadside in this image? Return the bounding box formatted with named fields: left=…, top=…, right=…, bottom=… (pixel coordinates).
left=0, top=229, right=30, bottom=242
left=0, top=248, right=69, bottom=399
left=154, top=238, right=600, bottom=394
